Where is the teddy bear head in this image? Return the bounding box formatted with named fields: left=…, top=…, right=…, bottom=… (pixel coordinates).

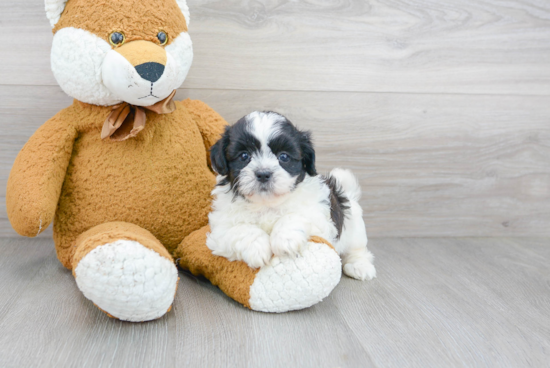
left=46, top=0, right=192, bottom=107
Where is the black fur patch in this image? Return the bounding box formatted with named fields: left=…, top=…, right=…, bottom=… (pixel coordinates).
left=210, top=117, right=261, bottom=195
left=323, top=175, right=350, bottom=238
left=266, top=114, right=317, bottom=185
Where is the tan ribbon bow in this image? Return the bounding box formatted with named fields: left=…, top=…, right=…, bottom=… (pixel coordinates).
left=101, top=90, right=177, bottom=141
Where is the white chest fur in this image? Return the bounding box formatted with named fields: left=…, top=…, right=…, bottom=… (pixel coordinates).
left=209, top=175, right=337, bottom=243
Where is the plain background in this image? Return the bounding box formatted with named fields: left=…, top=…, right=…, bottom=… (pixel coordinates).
left=1, top=0, right=549, bottom=238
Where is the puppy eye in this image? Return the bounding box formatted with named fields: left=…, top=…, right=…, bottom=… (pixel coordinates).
left=109, top=32, right=125, bottom=46
left=239, top=152, right=250, bottom=161
left=157, top=31, right=168, bottom=45
left=278, top=153, right=290, bottom=163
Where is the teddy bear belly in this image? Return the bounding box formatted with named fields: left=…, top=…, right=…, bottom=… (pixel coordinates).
left=53, top=133, right=216, bottom=261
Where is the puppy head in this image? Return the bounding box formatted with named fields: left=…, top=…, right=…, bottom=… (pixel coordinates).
left=210, top=111, right=316, bottom=203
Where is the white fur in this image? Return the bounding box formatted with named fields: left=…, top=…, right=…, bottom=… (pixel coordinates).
left=236, top=150, right=296, bottom=203
left=208, top=174, right=375, bottom=280
left=248, top=111, right=284, bottom=147
left=332, top=169, right=376, bottom=280
left=74, top=240, right=178, bottom=322
left=209, top=223, right=272, bottom=268
left=45, top=0, right=68, bottom=28
left=270, top=214, right=312, bottom=257
left=50, top=17, right=193, bottom=106
left=232, top=112, right=296, bottom=204
left=331, top=167, right=362, bottom=202
left=165, top=32, right=194, bottom=90
left=206, top=112, right=376, bottom=280
left=175, top=0, right=191, bottom=27
left=208, top=175, right=334, bottom=267
left=101, top=37, right=190, bottom=106
left=51, top=28, right=118, bottom=106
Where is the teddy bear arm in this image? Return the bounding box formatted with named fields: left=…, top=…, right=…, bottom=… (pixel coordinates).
left=6, top=115, right=77, bottom=237
left=180, top=99, right=228, bottom=168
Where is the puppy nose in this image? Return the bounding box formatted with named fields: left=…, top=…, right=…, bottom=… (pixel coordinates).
left=255, top=171, right=272, bottom=183
left=135, top=62, right=165, bottom=83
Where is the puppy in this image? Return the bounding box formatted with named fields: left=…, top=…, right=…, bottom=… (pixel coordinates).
left=207, top=111, right=376, bottom=281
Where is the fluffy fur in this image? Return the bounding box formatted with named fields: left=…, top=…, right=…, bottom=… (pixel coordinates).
left=207, top=112, right=376, bottom=280
left=50, top=0, right=193, bottom=106
left=46, top=0, right=190, bottom=28
left=7, top=0, right=346, bottom=319
left=28, top=0, right=202, bottom=264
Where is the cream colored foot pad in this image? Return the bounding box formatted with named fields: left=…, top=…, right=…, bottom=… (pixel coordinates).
left=249, top=241, right=342, bottom=313
left=75, top=240, right=178, bottom=322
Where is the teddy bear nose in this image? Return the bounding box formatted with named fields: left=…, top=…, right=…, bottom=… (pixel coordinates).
left=135, top=62, right=165, bottom=83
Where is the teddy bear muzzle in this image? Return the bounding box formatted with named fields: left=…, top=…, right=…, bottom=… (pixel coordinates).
left=101, top=40, right=179, bottom=107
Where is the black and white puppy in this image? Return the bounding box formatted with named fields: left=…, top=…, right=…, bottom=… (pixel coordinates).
left=207, top=111, right=376, bottom=280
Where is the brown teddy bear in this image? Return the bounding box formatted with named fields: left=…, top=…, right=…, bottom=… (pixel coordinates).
left=6, top=0, right=341, bottom=321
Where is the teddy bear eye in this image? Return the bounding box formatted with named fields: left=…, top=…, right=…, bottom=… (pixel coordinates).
left=157, top=31, right=168, bottom=45
left=109, top=32, right=125, bottom=46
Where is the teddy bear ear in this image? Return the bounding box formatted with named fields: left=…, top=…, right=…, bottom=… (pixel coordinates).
left=175, top=0, right=190, bottom=28
left=45, top=0, right=68, bottom=28
left=45, top=0, right=190, bottom=29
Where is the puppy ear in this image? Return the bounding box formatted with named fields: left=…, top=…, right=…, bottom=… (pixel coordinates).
left=210, top=127, right=230, bottom=175
left=299, top=130, right=317, bottom=176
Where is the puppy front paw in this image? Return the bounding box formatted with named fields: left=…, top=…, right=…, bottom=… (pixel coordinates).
left=235, top=230, right=272, bottom=269
left=343, top=259, right=376, bottom=281
left=270, top=228, right=308, bottom=258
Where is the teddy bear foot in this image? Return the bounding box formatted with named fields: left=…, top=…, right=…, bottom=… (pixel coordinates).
left=74, top=239, right=178, bottom=322
left=178, top=226, right=342, bottom=313
left=248, top=239, right=342, bottom=312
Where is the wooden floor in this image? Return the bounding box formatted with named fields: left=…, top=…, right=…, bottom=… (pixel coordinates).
left=0, top=237, right=548, bottom=367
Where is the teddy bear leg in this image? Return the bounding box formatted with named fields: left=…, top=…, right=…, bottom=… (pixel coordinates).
left=71, top=222, right=178, bottom=322
left=176, top=226, right=342, bottom=313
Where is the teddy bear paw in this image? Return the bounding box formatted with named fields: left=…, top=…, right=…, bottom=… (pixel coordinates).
left=248, top=241, right=342, bottom=313
left=74, top=240, right=178, bottom=322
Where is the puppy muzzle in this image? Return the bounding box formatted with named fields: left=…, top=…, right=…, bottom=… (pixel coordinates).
left=255, top=170, right=273, bottom=184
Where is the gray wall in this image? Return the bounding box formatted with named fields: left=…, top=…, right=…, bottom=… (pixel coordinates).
left=1, top=0, right=549, bottom=238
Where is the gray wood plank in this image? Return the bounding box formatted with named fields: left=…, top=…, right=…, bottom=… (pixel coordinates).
left=0, top=238, right=176, bottom=368
left=174, top=270, right=375, bottom=368
left=0, top=237, right=549, bottom=367
left=332, top=237, right=550, bottom=367
left=0, top=86, right=72, bottom=238
left=2, top=85, right=549, bottom=238
left=1, top=0, right=550, bottom=95
left=0, top=238, right=54, bottom=321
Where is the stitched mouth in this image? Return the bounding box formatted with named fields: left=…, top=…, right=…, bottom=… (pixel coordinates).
left=138, top=82, right=161, bottom=99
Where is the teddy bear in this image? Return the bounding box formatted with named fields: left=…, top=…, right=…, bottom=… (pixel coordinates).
left=6, top=0, right=342, bottom=322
